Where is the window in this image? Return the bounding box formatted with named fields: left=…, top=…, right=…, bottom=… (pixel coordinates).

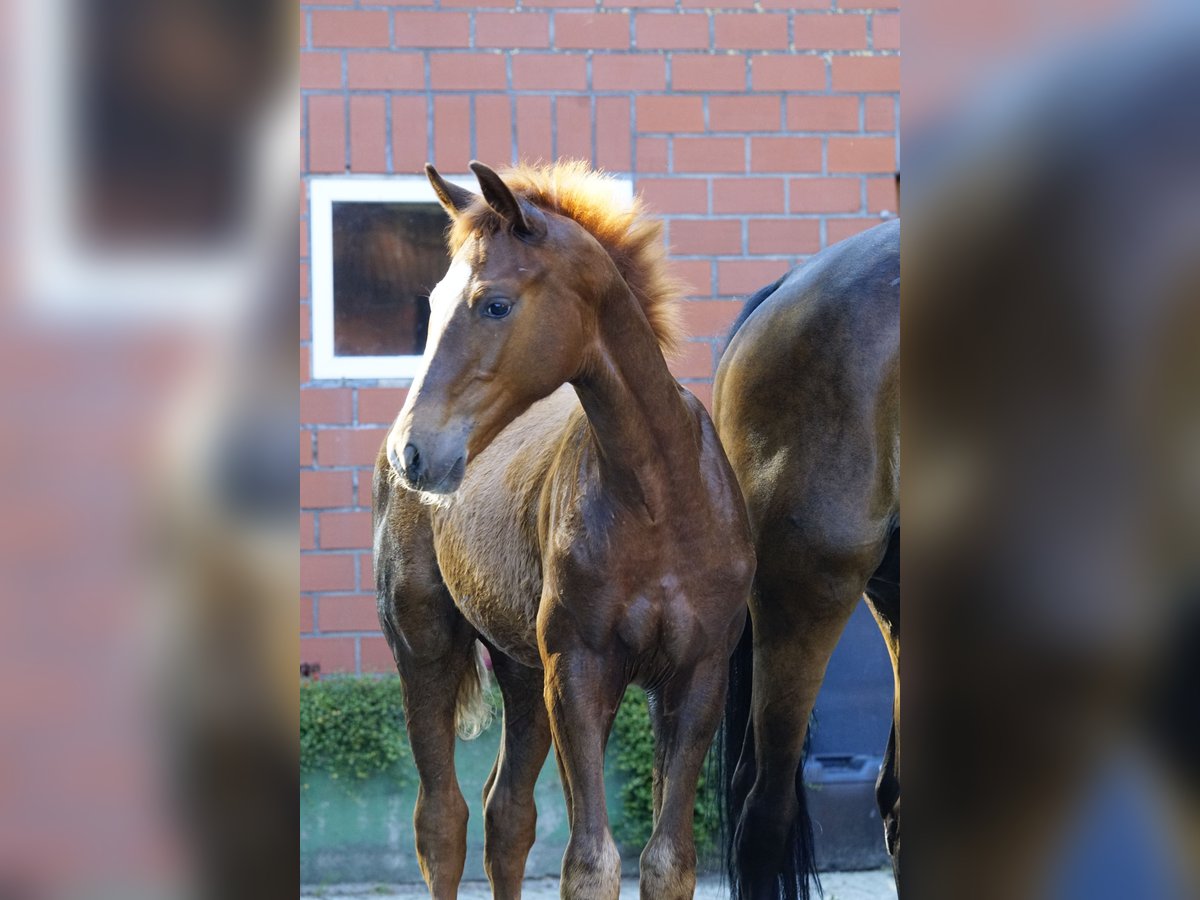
left=309, top=176, right=471, bottom=381
left=309, top=175, right=634, bottom=382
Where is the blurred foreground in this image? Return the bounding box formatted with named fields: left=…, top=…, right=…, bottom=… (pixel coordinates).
left=0, top=1, right=1197, bottom=899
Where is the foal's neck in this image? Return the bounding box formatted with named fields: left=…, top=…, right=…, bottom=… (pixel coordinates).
left=572, top=279, right=699, bottom=519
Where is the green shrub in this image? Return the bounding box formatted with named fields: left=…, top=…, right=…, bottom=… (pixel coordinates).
left=610, top=686, right=720, bottom=856
left=300, top=675, right=413, bottom=792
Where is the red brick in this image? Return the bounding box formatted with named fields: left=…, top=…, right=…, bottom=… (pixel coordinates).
left=357, top=473, right=376, bottom=508
left=865, top=96, right=895, bottom=132
left=638, top=177, right=709, bottom=214
left=828, top=137, right=895, bottom=173
left=301, top=471, right=354, bottom=509
left=667, top=340, right=715, bottom=380
left=308, top=96, right=345, bottom=173
left=512, top=54, right=587, bottom=90
left=312, top=11, right=389, bottom=48
left=674, top=137, right=745, bottom=173
left=522, top=0, right=595, bottom=6
left=670, top=219, right=743, bottom=255
left=636, top=96, right=705, bottom=134
left=748, top=218, right=821, bottom=254
left=750, top=137, right=821, bottom=173
left=431, top=54, right=507, bottom=91
left=789, top=177, right=861, bottom=213
left=517, top=95, right=553, bottom=164
left=712, top=177, right=785, bottom=213
left=358, top=390, right=407, bottom=427
left=842, top=0, right=898, bottom=7
left=433, top=96, right=471, bottom=168
left=636, top=13, right=709, bottom=50
left=684, top=0, right=752, bottom=8
left=672, top=55, right=746, bottom=92
left=476, top=96, right=514, bottom=168
left=300, top=636, right=356, bottom=673
left=670, top=260, right=713, bottom=297
left=300, top=596, right=314, bottom=634
left=555, top=13, right=629, bottom=50
left=683, top=300, right=744, bottom=338
left=347, top=53, right=424, bottom=89
left=301, top=345, right=311, bottom=383
left=319, top=595, right=380, bottom=633
left=873, top=13, right=900, bottom=50
left=350, top=96, right=386, bottom=172
left=866, top=176, right=898, bottom=214
left=794, top=13, right=868, bottom=50
left=441, top=0, right=512, bottom=7
left=359, top=553, right=375, bottom=590
left=786, top=96, right=859, bottom=132
left=300, top=260, right=310, bottom=300
left=718, top=259, right=792, bottom=296
left=394, top=12, right=470, bottom=48
left=832, top=56, right=900, bottom=92
left=593, top=55, right=665, bottom=91
left=608, top=0, right=673, bottom=7
left=301, top=388, right=352, bottom=425
left=760, top=0, right=825, bottom=7
left=828, top=217, right=886, bottom=245
left=301, top=514, right=315, bottom=552
left=556, top=96, right=593, bottom=161
left=300, top=303, right=310, bottom=341
left=635, top=137, right=669, bottom=172
left=360, top=637, right=397, bottom=674
left=301, top=432, right=314, bottom=467
left=392, top=96, right=428, bottom=174
left=714, top=14, right=789, bottom=50
left=710, top=96, right=781, bottom=132
left=301, top=554, right=357, bottom=592
left=301, top=53, right=342, bottom=89
left=477, top=13, right=550, bottom=49
left=317, top=428, right=388, bottom=467
left=319, top=511, right=373, bottom=550
left=596, top=96, right=631, bottom=171
left=751, top=55, right=826, bottom=91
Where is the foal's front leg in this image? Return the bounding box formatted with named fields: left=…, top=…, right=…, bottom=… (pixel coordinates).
left=542, top=644, right=626, bottom=900
left=640, top=660, right=728, bottom=900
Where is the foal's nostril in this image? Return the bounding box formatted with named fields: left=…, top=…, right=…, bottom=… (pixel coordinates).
left=402, top=443, right=421, bottom=480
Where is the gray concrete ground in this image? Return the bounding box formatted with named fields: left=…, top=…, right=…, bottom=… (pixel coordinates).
left=302, top=870, right=897, bottom=900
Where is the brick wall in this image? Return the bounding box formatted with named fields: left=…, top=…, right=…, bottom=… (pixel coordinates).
left=300, top=0, right=900, bottom=673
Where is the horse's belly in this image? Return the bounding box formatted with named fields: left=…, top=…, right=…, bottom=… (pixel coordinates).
left=434, top=534, right=543, bottom=668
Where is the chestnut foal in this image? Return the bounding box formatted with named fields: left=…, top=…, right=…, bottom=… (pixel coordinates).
left=373, top=161, right=753, bottom=900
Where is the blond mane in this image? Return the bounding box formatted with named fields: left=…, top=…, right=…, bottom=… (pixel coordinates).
left=448, top=160, right=686, bottom=355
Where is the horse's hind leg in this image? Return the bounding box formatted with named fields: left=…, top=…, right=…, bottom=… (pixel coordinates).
left=483, top=651, right=552, bottom=900
left=377, top=497, right=477, bottom=900
left=865, top=524, right=900, bottom=887
left=734, top=539, right=878, bottom=899
left=640, top=658, right=729, bottom=900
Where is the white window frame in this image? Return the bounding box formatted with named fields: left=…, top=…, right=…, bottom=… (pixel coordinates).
left=309, top=175, right=635, bottom=382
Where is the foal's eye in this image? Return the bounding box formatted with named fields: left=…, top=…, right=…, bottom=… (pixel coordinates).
left=482, top=299, right=512, bottom=319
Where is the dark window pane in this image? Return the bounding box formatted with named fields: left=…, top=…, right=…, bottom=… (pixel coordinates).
left=331, top=202, right=450, bottom=357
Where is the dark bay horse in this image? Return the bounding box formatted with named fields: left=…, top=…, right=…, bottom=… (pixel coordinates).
left=713, top=219, right=900, bottom=899
left=373, top=161, right=754, bottom=899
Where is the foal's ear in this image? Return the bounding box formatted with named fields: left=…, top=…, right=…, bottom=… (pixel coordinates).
left=469, top=160, right=546, bottom=240
left=425, top=163, right=477, bottom=218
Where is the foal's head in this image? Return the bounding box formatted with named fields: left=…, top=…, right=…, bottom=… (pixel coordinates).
left=387, top=160, right=680, bottom=495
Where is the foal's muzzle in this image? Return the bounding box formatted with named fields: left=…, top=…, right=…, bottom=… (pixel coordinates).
left=388, top=438, right=466, bottom=495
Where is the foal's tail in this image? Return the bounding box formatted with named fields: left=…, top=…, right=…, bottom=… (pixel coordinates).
left=454, top=641, right=494, bottom=740
left=719, top=618, right=820, bottom=900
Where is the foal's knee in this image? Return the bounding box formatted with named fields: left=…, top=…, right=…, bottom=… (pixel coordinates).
left=734, top=785, right=798, bottom=888
left=413, top=787, right=469, bottom=890
left=484, top=787, right=537, bottom=881
left=561, top=831, right=621, bottom=900
left=639, top=835, right=696, bottom=900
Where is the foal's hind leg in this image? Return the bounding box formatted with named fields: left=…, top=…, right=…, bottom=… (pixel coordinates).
left=483, top=651, right=552, bottom=900
left=377, top=497, right=477, bottom=900
left=640, top=659, right=729, bottom=900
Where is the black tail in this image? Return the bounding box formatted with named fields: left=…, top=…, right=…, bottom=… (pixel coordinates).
left=726, top=273, right=788, bottom=345
left=718, top=617, right=821, bottom=900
